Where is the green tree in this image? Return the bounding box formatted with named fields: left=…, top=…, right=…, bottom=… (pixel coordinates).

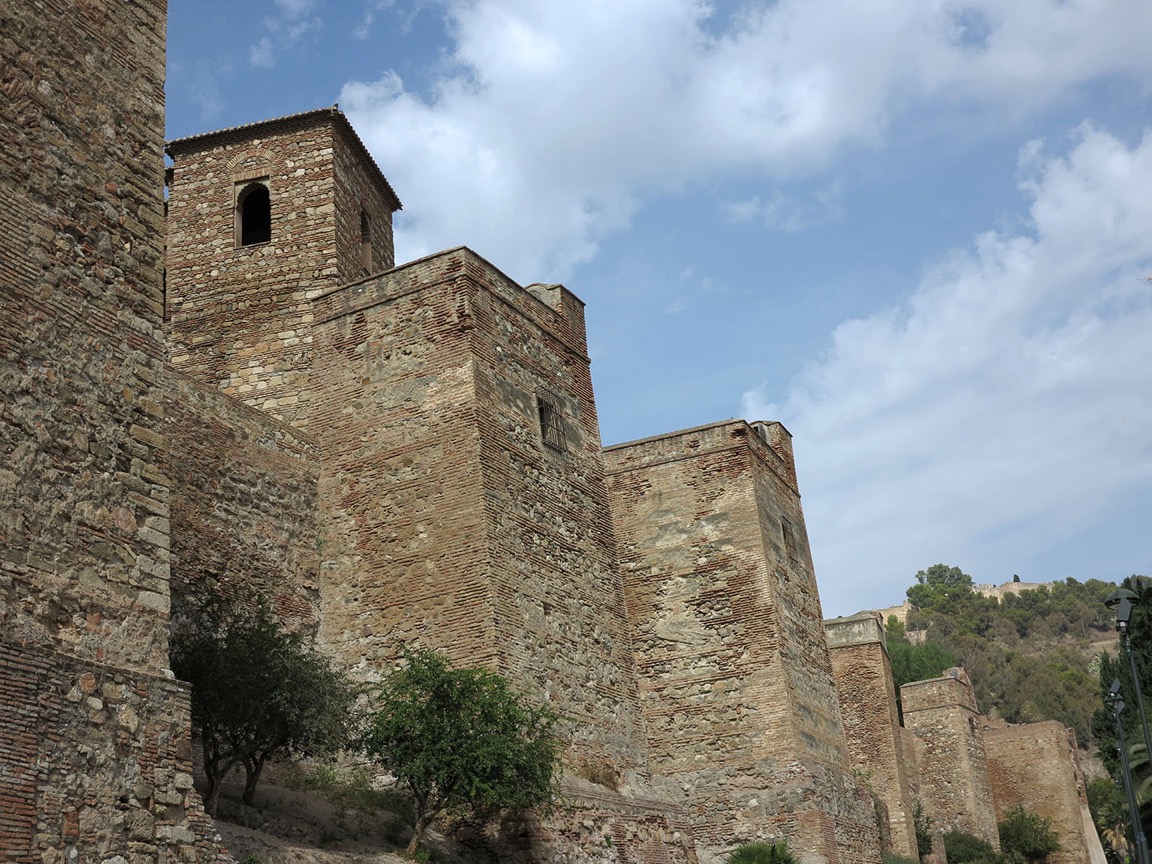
left=170, top=597, right=360, bottom=814
left=362, top=647, right=563, bottom=857
left=943, top=830, right=1002, bottom=864
left=913, top=800, right=933, bottom=859
left=726, top=841, right=799, bottom=864
left=907, top=564, right=975, bottom=610
left=1087, top=776, right=1130, bottom=864
left=1093, top=576, right=1152, bottom=826
left=997, top=805, right=1061, bottom=864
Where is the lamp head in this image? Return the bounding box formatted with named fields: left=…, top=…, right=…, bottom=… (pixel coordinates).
left=1105, top=587, right=1139, bottom=609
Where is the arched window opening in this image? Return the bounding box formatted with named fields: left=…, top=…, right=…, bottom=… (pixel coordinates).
left=360, top=210, right=372, bottom=271
left=236, top=182, right=271, bottom=246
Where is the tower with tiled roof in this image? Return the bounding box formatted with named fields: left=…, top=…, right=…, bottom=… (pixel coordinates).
left=165, top=108, right=401, bottom=427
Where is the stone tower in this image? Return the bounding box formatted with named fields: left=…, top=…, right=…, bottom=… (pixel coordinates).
left=163, top=110, right=694, bottom=863
left=308, top=248, right=649, bottom=772
left=0, top=0, right=226, bottom=858
left=901, top=669, right=1000, bottom=848
left=825, top=613, right=919, bottom=859
left=305, top=248, right=694, bottom=859
left=165, top=109, right=401, bottom=426
left=604, top=420, right=881, bottom=864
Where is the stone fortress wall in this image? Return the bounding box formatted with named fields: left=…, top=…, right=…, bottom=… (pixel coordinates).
left=605, top=422, right=880, bottom=864
left=824, top=615, right=918, bottom=860
left=0, top=2, right=1102, bottom=862
left=0, top=0, right=231, bottom=860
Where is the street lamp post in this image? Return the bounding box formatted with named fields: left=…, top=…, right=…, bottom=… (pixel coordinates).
left=1109, top=679, right=1152, bottom=864
left=1106, top=588, right=1152, bottom=762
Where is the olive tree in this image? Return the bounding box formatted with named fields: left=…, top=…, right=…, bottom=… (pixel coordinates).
left=170, top=597, right=359, bottom=813
left=362, top=647, right=562, bottom=857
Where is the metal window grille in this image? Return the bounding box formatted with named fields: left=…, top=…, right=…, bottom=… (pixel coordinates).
left=537, top=394, right=565, bottom=451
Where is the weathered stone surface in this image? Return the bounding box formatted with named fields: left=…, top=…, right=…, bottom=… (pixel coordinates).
left=984, top=719, right=1107, bottom=864
left=163, top=371, right=321, bottom=632
left=605, top=421, right=882, bottom=864
left=825, top=614, right=918, bottom=859
left=901, top=669, right=1000, bottom=849
left=0, top=0, right=230, bottom=859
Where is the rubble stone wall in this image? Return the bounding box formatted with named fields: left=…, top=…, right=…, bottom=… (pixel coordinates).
left=901, top=673, right=999, bottom=848
left=0, top=0, right=229, bottom=858
left=605, top=422, right=881, bottom=864
left=825, top=616, right=918, bottom=859
left=163, top=372, right=321, bottom=632
left=0, top=642, right=230, bottom=864
left=984, top=720, right=1104, bottom=864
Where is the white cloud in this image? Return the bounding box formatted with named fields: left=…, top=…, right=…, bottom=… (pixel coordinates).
left=340, top=0, right=1152, bottom=282
left=723, top=183, right=843, bottom=232
left=742, top=126, right=1152, bottom=614
left=249, top=0, right=323, bottom=68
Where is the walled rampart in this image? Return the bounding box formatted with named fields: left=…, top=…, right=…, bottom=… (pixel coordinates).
left=825, top=614, right=918, bottom=859
left=0, top=0, right=229, bottom=858
left=984, top=720, right=1106, bottom=864
left=307, top=247, right=692, bottom=862
left=163, top=372, right=321, bottom=632
left=606, top=421, right=881, bottom=864
left=901, top=670, right=999, bottom=848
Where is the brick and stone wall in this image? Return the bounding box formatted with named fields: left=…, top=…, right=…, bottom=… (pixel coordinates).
left=307, top=247, right=692, bottom=862
left=163, top=372, right=321, bottom=632
left=984, top=720, right=1106, bottom=864
left=309, top=247, right=649, bottom=769
left=825, top=614, right=918, bottom=859
left=165, top=110, right=400, bottom=427
left=0, top=0, right=229, bottom=859
left=901, top=670, right=999, bottom=848
left=605, top=421, right=881, bottom=864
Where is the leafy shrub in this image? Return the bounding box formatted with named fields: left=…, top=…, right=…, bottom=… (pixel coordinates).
left=943, top=830, right=1003, bottom=864
left=170, top=596, right=360, bottom=813
left=913, top=800, right=933, bottom=858
left=997, top=805, right=1061, bottom=864
left=881, top=854, right=920, bottom=864
left=361, top=647, right=562, bottom=857
left=726, top=840, right=799, bottom=864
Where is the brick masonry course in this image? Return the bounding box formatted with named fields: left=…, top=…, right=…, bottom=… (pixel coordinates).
left=1, top=0, right=231, bottom=859
left=605, top=421, right=882, bottom=864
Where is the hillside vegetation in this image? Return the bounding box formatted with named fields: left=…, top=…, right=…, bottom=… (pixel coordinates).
left=885, top=564, right=1122, bottom=745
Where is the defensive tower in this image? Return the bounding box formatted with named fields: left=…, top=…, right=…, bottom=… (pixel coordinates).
left=825, top=613, right=919, bottom=859
left=901, top=669, right=1000, bottom=848
left=165, top=109, right=401, bottom=426
left=604, top=420, right=882, bottom=863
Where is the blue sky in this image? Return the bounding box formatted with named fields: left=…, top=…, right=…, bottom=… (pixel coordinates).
left=167, top=0, right=1152, bottom=616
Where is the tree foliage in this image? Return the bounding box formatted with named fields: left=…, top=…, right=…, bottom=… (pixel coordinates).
left=913, top=799, right=934, bottom=859
left=997, top=805, right=1061, bottom=864
left=943, top=830, right=1002, bottom=864
left=1092, top=576, right=1152, bottom=856
left=362, top=647, right=562, bottom=857
left=170, top=597, right=360, bottom=813
left=897, top=566, right=1118, bottom=745
left=726, top=841, right=799, bottom=864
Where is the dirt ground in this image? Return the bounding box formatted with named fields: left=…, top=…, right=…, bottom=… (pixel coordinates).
left=205, top=764, right=495, bottom=864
